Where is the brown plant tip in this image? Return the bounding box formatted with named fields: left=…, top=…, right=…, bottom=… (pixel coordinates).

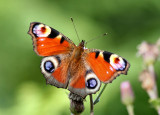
left=137, top=39, right=160, bottom=65
left=69, top=92, right=84, bottom=114
left=139, top=70, right=155, bottom=91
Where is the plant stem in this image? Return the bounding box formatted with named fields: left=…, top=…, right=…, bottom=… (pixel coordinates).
left=148, top=64, right=158, bottom=99
left=147, top=64, right=160, bottom=114
left=93, top=84, right=107, bottom=105
left=148, top=64, right=155, bottom=78
left=126, top=104, right=134, bottom=115
left=90, top=94, right=94, bottom=115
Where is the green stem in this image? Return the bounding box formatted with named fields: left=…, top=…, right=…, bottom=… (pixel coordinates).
left=90, top=94, right=94, bottom=115
left=93, top=84, right=107, bottom=105
left=126, top=104, right=134, bottom=115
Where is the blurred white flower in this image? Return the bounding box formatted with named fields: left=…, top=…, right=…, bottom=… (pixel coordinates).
left=137, top=39, right=160, bottom=65
left=139, top=70, right=154, bottom=91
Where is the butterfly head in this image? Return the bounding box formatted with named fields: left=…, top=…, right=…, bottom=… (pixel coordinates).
left=78, top=40, right=85, bottom=48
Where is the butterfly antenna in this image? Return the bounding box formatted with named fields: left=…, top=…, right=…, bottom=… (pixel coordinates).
left=86, top=33, right=107, bottom=44
left=70, top=17, right=80, bottom=42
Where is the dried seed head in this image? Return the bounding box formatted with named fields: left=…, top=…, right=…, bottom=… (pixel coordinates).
left=69, top=92, right=84, bottom=114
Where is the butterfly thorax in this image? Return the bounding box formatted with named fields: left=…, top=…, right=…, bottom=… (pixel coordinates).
left=70, top=40, right=85, bottom=62
left=68, top=40, right=85, bottom=77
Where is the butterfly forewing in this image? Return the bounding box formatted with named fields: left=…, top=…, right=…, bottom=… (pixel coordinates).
left=28, top=22, right=75, bottom=56
left=85, top=49, right=130, bottom=83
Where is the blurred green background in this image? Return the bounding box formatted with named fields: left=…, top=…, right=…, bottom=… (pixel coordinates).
left=0, top=0, right=160, bottom=115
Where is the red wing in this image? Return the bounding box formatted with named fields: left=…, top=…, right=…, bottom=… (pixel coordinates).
left=85, top=50, right=130, bottom=83
left=68, top=62, right=101, bottom=98
left=68, top=50, right=130, bottom=98
left=41, top=54, right=70, bottom=88
left=69, top=73, right=86, bottom=89
left=28, top=22, right=75, bottom=56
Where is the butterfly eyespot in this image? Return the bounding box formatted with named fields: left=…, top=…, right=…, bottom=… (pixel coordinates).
left=86, top=78, right=97, bottom=89
left=114, top=58, right=120, bottom=64
left=41, top=26, right=46, bottom=33
left=110, top=54, right=126, bottom=71
left=85, top=71, right=101, bottom=92
left=41, top=56, right=60, bottom=74
left=33, top=24, right=51, bottom=37
left=44, top=61, right=55, bottom=73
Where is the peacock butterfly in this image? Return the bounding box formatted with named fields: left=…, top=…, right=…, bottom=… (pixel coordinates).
left=28, top=22, right=130, bottom=98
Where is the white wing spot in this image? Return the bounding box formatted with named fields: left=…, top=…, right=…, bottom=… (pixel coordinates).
left=39, top=38, right=45, bottom=41
left=110, top=66, right=114, bottom=71
left=106, top=71, right=109, bottom=74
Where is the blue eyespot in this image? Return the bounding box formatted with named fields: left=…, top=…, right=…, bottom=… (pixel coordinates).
left=86, top=78, right=97, bottom=89
left=44, top=61, right=55, bottom=73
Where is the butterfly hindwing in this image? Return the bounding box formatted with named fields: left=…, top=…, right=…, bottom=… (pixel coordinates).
left=41, top=53, right=71, bottom=88
left=68, top=62, right=101, bottom=98
left=28, top=22, right=75, bottom=56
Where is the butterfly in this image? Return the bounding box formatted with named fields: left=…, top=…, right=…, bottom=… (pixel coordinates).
left=28, top=22, right=130, bottom=98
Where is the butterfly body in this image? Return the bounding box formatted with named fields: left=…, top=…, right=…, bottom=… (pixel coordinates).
left=28, top=22, right=130, bottom=98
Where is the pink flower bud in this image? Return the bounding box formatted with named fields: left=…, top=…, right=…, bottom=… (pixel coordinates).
left=120, top=81, right=134, bottom=105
